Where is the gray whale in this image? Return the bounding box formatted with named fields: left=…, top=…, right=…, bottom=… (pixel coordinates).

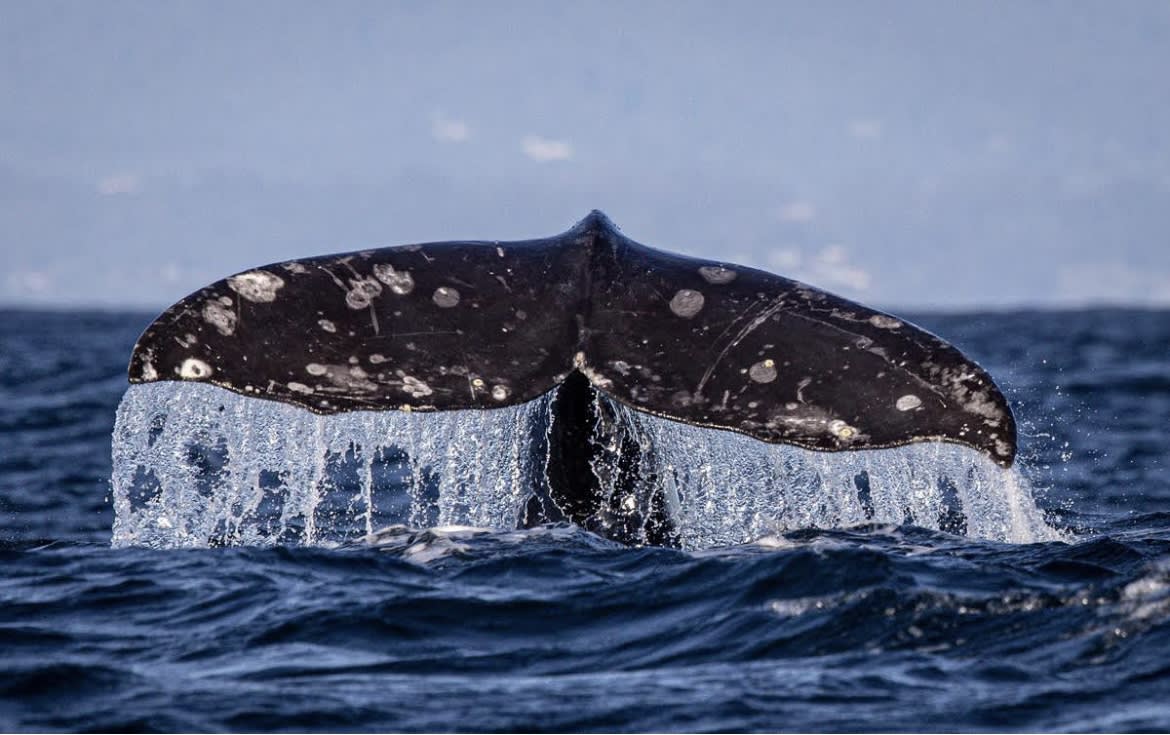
left=128, top=211, right=1016, bottom=544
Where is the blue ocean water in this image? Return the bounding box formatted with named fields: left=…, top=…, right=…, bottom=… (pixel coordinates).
left=1, top=307, right=1168, bottom=732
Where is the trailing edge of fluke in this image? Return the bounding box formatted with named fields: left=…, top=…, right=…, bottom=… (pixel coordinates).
left=128, top=211, right=1017, bottom=467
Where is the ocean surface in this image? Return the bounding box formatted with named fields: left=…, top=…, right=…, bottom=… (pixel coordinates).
left=1, top=307, right=1168, bottom=732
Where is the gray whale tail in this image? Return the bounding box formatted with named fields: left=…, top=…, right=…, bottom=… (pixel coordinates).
left=128, top=211, right=1016, bottom=544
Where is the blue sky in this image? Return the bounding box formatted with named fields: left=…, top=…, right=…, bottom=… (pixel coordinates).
left=2, top=0, right=1169, bottom=309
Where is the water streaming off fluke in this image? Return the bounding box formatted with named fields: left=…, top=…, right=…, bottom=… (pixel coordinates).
left=111, top=382, right=1061, bottom=550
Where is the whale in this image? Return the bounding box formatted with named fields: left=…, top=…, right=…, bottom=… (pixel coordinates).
left=127, top=211, right=1016, bottom=544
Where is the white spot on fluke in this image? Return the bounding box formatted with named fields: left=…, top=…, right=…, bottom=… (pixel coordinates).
left=896, top=394, right=923, bottom=411
left=287, top=382, right=314, bottom=394
left=670, top=289, right=705, bottom=318
left=433, top=286, right=461, bottom=308
left=346, top=277, right=383, bottom=309
left=202, top=301, right=237, bottom=336
left=829, top=419, right=857, bottom=440
left=318, top=319, right=337, bottom=333
left=305, top=363, right=328, bottom=376
left=491, top=384, right=510, bottom=401
left=373, top=264, right=415, bottom=295
left=400, top=374, right=433, bottom=398
left=698, top=266, right=737, bottom=285
left=179, top=358, right=212, bottom=380
left=228, top=271, right=284, bottom=303
left=749, top=359, right=778, bottom=383
left=869, top=314, right=902, bottom=329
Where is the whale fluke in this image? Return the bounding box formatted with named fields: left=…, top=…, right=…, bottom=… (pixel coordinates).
left=128, top=211, right=1020, bottom=545
left=128, top=209, right=1015, bottom=468
left=129, top=211, right=1015, bottom=469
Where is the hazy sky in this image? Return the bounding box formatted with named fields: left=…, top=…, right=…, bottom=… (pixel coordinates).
left=3, top=0, right=1169, bottom=309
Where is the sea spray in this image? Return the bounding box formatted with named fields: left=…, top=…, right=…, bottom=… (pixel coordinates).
left=110, top=382, right=1062, bottom=549
left=111, top=382, right=546, bottom=548
left=605, top=402, right=1061, bottom=547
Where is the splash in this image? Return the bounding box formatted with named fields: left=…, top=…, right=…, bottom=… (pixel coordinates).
left=602, top=402, right=1062, bottom=547
left=110, top=382, right=542, bottom=548
left=110, top=382, right=1061, bottom=549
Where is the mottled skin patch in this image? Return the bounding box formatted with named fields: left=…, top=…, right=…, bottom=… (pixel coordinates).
left=178, top=358, right=212, bottom=379
left=749, top=359, right=778, bottom=384
left=228, top=270, right=284, bottom=303
left=669, top=289, right=705, bottom=318
left=432, top=286, right=460, bottom=308
left=345, top=277, right=382, bottom=309
left=201, top=301, right=237, bottom=336
left=373, top=263, right=415, bottom=295
left=128, top=210, right=1017, bottom=467
left=828, top=419, right=858, bottom=441
left=400, top=374, right=433, bottom=398
left=698, top=265, right=737, bottom=285
left=869, top=314, right=902, bottom=329
left=896, top=394, right=923, bottom=411
left=139, top=357, right=158, bottom=381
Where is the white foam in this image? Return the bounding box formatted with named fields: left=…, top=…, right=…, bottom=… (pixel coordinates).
left=605, top=401, right=1062, bottom=548
left=110, top=382, right=1062, bottom=549
left=110, top=382, right=544, bottom=548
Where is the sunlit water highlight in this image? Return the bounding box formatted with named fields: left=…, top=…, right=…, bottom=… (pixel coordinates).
left=111, top=381, right=1060, bottom=550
